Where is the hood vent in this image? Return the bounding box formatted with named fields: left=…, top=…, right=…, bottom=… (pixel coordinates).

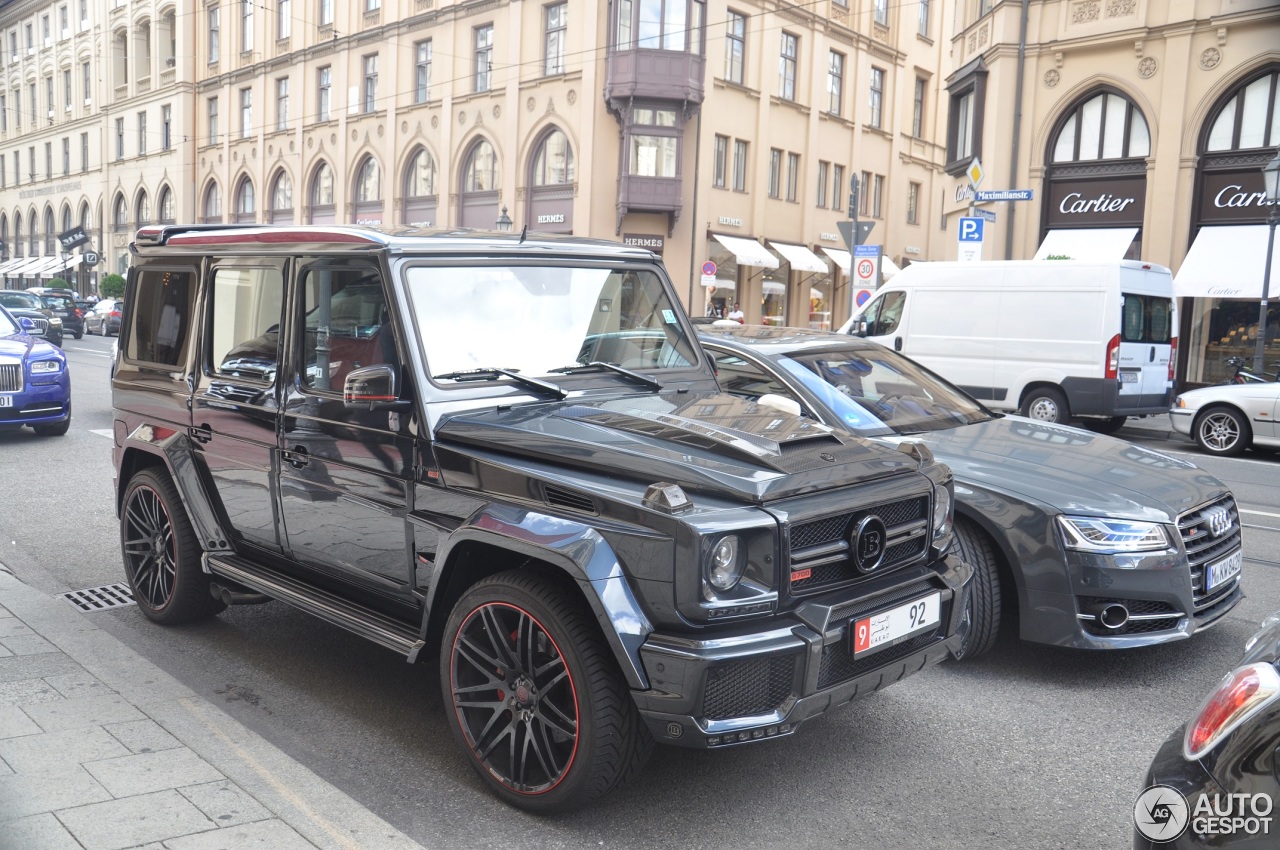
left=544, top=484, right=597, bottom=515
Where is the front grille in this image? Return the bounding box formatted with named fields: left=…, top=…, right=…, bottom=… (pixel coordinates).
left=1077, top=597, right=1179, bottom=617
left=702, top=654, right=798, bottom=721
left=817, top=631, right=941, bottom=690
left=788, top=496, right=929, bottom=595
left=0, top=364, right=21, bottom=393
left=29, top=317, right=48, bottom=333
left=1077, top=596, right=1183, bottom=636
left=1178, top=495, right=1243, bottom=606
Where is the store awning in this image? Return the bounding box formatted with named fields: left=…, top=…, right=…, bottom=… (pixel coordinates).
left=8, top=257, right=44, bottom=275
left=713, top=234, right=780, bottom=269
left=768, top=241, right=828, bottom=273
left=1032, top=227, right=1138, bottom=261
left=762, top=280, right=786, bottom=295
left=1175, top=225, right=1280, bottom=299
left=31, top=257, right=66, bottom=276
left=821, top=247, right=851, bottom=272
left=701, top=278, right=736, bottom=290
left=0, top=258, right=24, bottom=274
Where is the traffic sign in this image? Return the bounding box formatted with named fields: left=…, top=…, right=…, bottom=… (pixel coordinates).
left=966, top=158, right=984, bottom=189
left=701, top=260, right=717, bottom=277
left=837, top=220, right=876, bottom=253
left=974, top=208, right=997, bottom=223
left=958, top=217, right=985, bottom=242
left=854, top=288, right=873, bottom=308
left=974, top=189, right=1034, bottom=202
left=854, top=244, right=880, bottom=287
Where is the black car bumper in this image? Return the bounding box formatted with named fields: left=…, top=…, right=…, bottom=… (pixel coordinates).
left=632, top=552, right=970, bottom=749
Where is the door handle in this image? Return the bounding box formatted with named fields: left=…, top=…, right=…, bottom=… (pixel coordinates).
left=1150, top=346, right=1156, bottom=362
left=282, top=445, right=310, bottom=469
left=894, top=337, right=903, bottom=352
left=190, top=424, right=212, bottom=445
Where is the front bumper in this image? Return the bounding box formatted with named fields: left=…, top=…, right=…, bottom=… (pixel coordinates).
left=631, top=552, right=970, bottom=749
left=0, top=375, right=71, bottom=427
left=1169, top=408, right=1194, bottom=438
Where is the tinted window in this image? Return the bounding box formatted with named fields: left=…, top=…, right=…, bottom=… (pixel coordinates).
left=127, top=268, right=195, bottom=367
left=299, top=264, right=393, bottom=392
left=209, top=267, right=284, bottom=382
left=1121, top=294, right=1173, bottom=344
left=0, top=291, right=43, bottom=310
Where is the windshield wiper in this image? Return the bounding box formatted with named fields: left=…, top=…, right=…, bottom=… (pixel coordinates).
left=548, top=361, right=664, bottom=391
left=433, top=367, right=566, bottom=400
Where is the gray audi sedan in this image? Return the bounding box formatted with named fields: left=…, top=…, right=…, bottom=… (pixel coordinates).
left=699, top=325, right=1243, bottom=660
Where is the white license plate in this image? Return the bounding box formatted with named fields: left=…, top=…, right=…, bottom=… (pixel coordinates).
left=852, top=592, right=940, bottom=656
left=0, top=396, right=11, bottom=407
left=1118, top=371, right=1139, bottom=383
left=1206, top=549, right=1243, bottom=591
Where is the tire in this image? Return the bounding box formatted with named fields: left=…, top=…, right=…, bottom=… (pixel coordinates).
left=1020, top=386, right=1070, bottom=424
left=73, top=331, right=82, bottom=340
left=1194, top=406, right=1250, bottom=457
left=1083, top=416, right=1126, bottom=435
left=441, top=570, right=652, bottom=813
left=120, top=469, right=226, bottom=624
left=33, top=408, right=70, bottom=437
left=85, top=323, right=94, bottom=335
left=949, top=519, right=1001, bottom=661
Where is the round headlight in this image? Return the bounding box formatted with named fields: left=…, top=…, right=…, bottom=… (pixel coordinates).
left=932, top=481, right=953, bottom=541
left=707, top=535, right=743, bottom=592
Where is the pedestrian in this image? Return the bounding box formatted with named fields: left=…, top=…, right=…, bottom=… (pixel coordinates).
left=727, top=302, right=745, bottom=323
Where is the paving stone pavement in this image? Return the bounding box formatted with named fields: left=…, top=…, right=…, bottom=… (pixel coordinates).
left=0, top=561, right=427, bottom=850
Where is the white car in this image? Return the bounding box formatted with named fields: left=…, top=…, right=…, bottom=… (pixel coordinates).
left=1169, top=381, right=1280, bottom=456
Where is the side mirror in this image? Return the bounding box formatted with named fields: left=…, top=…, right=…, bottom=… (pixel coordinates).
left=344, top=364, right=412, bottom=411
left=850, top=318, right=869, bottom=337
left=757, top=393, right=803, bottom=417
left=18, top=317, right=35, bottom=331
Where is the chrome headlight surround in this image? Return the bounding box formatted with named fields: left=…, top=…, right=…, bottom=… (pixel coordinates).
left=704, top=535, right=743, bottom=595
left=1057, top=515, right=1170, bottom=553
left=30, top=359, right=64, bottom=374
left=682, top=520, right=778, bottom=623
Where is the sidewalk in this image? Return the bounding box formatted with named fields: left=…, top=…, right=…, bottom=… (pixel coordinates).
left=0, top=561, right=427, bottom=850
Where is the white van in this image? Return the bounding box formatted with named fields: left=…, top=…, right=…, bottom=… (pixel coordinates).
left=838, top=260, right=1176, bottom=429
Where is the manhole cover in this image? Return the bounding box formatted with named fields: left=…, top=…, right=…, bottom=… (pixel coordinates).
left=60, top=583, right=136, bottom=612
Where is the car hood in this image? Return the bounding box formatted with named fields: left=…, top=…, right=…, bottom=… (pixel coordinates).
left=894, top=415, right=1226, bottom=522
left=435, top=391, right=925, bottom=503
left=0, top=333, right=51, bottom=356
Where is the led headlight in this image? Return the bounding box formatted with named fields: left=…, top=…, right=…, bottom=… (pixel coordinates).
left=705, top=535, right=744, bottom=593
left=30, top=360, right=63, bottom=374
left=1057, top=516, right=1169, bottom=553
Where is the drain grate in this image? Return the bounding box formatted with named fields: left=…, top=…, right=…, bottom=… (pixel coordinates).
left=60, top=583, right=137, bottom=612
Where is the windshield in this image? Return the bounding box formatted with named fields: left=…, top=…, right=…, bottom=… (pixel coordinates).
left=0, top=292, right=42, bottom=310
left=404, top=264, right=699, bottom=380
left=0, top=308, right=18, bottom=335
left=777, top=346, right=993, bottom=436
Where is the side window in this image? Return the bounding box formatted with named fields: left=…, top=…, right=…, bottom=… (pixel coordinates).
left=300, top=265, right=393, bottom=392
left=866, top=291, right=905, bottom=337
left=1147, top=297, right=1172, bottom=343
left=1121, top=294, right=1145, bottom=342
left=127, top=267, right=195, bottom=367
left=209, top=266, right=284, bottom=382
left=1121, top=294, right=1173, bottom=344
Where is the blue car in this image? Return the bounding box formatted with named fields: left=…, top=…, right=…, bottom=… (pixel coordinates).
left=0, top=303, right=71, bottom=436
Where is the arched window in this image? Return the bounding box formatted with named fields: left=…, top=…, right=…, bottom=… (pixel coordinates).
left=531, top=129, right=574, bottom=186
left=44, top=207, right=55, bottom=254
left=1051, top=90, right=1150, bottom=163
left=0, top=214, right=7, bottom=259
left=402, top=148, right=437, bottom=227
left=29, top=210, right=38, bottom=256
left=352, top=155, right=383, bottom=224
left=158, top=186, right=175, bottom=223
left=136, top=190, right=151, bottom=226
left=80, top=202, right=91, bottom=231
left=459, top=138, right=499, bottom=228
left=269, top=170, right=293, bottom=224
left=113, top=194, right=129, bottom=231
left=61, top=205, right=72, bottom=234
left=308, top=161, right=335, bottom=224
left=13, top=214, right=22, bottom=258
left=1205, top=68, right=1280, bottom=153
left=202, top=181, right=222, bottom=223
left=234, top=176, right=255, bottom=223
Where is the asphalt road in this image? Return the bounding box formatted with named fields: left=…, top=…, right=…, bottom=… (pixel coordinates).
left=4, top=333, right=1279, bottom=850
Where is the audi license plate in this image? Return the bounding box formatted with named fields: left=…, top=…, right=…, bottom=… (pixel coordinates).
left=0, top=396, right=11, bottom=407
left=1206, top=549, right=1243, bottom=592
left=852, top=592, right=940, bottom=657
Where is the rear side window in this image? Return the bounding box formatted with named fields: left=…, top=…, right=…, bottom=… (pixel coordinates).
left=208, top=266, right=284, bottom=382
left=126, top=268, right=196, bottom=367
left=1121, top=294, right=1172, bottom=344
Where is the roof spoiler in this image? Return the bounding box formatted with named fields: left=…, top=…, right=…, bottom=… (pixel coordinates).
left=131, top=224, right=386, bottom=253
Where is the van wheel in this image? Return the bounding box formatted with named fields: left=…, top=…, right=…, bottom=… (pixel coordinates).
left=441, top=570, right=652, bottom=813
left=120, top=469, right=225, bottom=624
left=1021, top=387, right=1069, bottom=424
left=1083, top=416, right=1126, bottom=434
left=1194, top=406, right=1250, bottom=457
left=950, top=519, right=1001, bottom=661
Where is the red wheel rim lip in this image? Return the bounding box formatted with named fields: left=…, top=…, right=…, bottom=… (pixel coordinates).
left=449, top=600, right=581, bottom=796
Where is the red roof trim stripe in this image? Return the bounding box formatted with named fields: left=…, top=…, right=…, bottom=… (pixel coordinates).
left=165, top=230, right=382, bottom=247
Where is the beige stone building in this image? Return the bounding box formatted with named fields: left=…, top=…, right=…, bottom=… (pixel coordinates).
left=1, top=0, right=1277, bottom=383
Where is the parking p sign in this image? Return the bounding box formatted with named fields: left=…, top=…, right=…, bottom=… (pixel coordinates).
left=957, top=216, right=984, bottom=262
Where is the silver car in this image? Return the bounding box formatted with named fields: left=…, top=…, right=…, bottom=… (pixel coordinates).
left=699, top=325, right=1244, bottom=659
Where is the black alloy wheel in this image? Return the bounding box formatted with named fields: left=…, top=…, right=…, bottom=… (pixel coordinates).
left=120, top=469, right=224, bottom=624
left=442, top=570, right=651, bottom=813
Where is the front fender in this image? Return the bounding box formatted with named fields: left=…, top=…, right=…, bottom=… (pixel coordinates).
left=429, top=503, right=657, bottom=689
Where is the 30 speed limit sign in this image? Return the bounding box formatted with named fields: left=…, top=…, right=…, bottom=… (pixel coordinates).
left=855, top=257, right=876, bottom=283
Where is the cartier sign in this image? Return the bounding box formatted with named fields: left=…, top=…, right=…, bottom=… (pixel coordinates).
left=1198, top=170, right=1279, bottom=225
left=1046, top=176, right=1145, bottom=228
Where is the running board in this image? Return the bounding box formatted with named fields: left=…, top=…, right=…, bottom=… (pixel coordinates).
left=204, top=554, right=426, bottom=661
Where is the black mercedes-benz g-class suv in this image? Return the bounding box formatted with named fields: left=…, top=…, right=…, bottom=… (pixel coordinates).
left=111, top=225, right=970, bottom=812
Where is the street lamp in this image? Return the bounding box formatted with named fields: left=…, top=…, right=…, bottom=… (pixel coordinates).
left=495, top=205, right=513, bottom=232
left=1255, top=150, right=1280, bottom=375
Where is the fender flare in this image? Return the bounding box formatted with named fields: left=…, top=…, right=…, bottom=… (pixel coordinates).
left=427, top=505, right=656, bottom=690
left=117, top=427, right=231, bottom=555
